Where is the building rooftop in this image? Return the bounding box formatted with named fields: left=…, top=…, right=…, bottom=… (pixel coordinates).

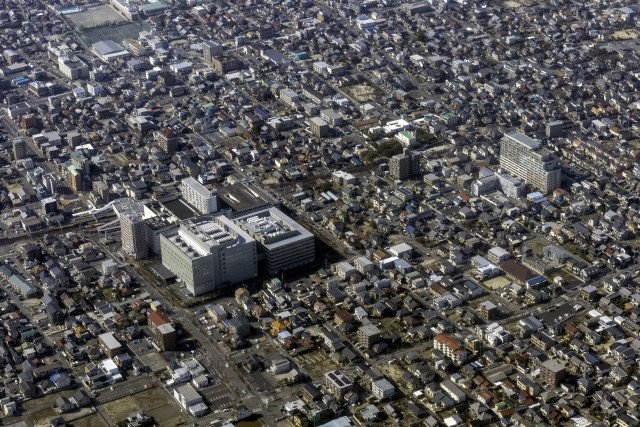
left=92, top=40, right=125, bottom=56
left=182, top=177, right=215, bottom=199
left=98, top=332, right=121, bottom=350
left=157, top=323, right=176, bottom=334
left=326, top=370, right=352, bottom=388
left=235, top=207, right=312, bottom=249
left=165, top=215, right=253, bottom=259
left=503, top=132, right=541, bottom=150
left=175, top=383, right=201, bottom=401
left=541, top=359, right=565, bottom=373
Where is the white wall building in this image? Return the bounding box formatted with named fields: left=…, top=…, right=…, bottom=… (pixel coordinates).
left=499, top=132, right=561, bottom=194
left=120, top=210, right=148, bottom=260
left=372, top=378, right=395, bottom=400
left=173, top=383, right=208, bottom=417
left=160, top=215, right=257, bottom=296
left=181, top=177, right=218, bottom=214
left=234, top=207, right=314, bottom=274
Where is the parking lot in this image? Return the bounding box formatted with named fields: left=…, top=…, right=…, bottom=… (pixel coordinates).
left=199, top=380, right=235, bottom=411
left=127, top=338, right=168, bottom=373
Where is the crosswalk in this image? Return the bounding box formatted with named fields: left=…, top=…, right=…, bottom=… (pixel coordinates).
left=200, top=382, right=235, bottom=410
left=209, top=391, right=233, bottom=402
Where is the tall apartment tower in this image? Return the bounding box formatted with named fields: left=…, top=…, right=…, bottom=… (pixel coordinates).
left=202, top=40, right=223, bottom=65
left=120, top=211, right=149, bottom=260
left=540, top=359, right=566, bottom=387
left=12, top=138, right=27, bottom=160
left=181, top=177, right=218, bottom=214
left=545, top=120, right=564, bottom=138
left=499, top=132, right=561, bottom=194
left=389, top=149, right=421, bottom=180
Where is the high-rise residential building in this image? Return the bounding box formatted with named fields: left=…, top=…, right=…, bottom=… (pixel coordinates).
left=357, top=324, right=381, bottom=349
left=92, top=181, right=111, bottom=203
left=120, top=211, right=149, bottom=260
left=389, top=149, right=421, bottom=180
left=65, top=165, right=83, bottom=192
left=546, top=120, right=564, bottom=138
left=499, top=132, right=561, bottom=194
left=43, top=174, right=58, bottom=195
left=234, top=207, right=315, bottom=274
left=308, top=117, right=329, bottom=137
left=147, top=311, right=177, bottom=351
left=160, top=215, right=257, bottom=296
left=540, top=359, right=566, bottom=387
left=41, top=197, right=57, bottom=214
left=210, top=56, right=240, bottom=74
left=113, top=198, right=179, bottom=257
left=12, top=137, right=27, bottom=160
left=181, top=177, right=218, bottom=214
left=155, top=128, right=179, bottom=154
left=202, top=40, right=223, bottom=65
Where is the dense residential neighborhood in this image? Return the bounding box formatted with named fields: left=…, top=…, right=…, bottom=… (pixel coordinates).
left=1, top=0, right=640, bottom=426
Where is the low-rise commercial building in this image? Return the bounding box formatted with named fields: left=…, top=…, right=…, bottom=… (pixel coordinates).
left=173, top=383, right=208, bottom=417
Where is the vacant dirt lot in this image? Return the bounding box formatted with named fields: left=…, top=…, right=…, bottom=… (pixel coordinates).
left=483, top=276, right=511, bottom=290
left=100, top=386, right=183, bottom=427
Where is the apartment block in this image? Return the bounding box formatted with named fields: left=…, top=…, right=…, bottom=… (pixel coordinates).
left=120, top=211, right=149, bottom=260
left=389, top=149, right=421, bottom=180
left=181, top=177, right=218, bottom=214
left=499, top=132, right=561, bottom=194
left=325, top=370, right=352, bottom=400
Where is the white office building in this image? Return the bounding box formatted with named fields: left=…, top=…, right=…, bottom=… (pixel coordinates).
left=160, top=215, right=257, bottom=296
left=173, top=383, right=208, bottom=417
left=234, top=207, right=314, bottom=274
left=181, top=177, right=218, bottom=214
